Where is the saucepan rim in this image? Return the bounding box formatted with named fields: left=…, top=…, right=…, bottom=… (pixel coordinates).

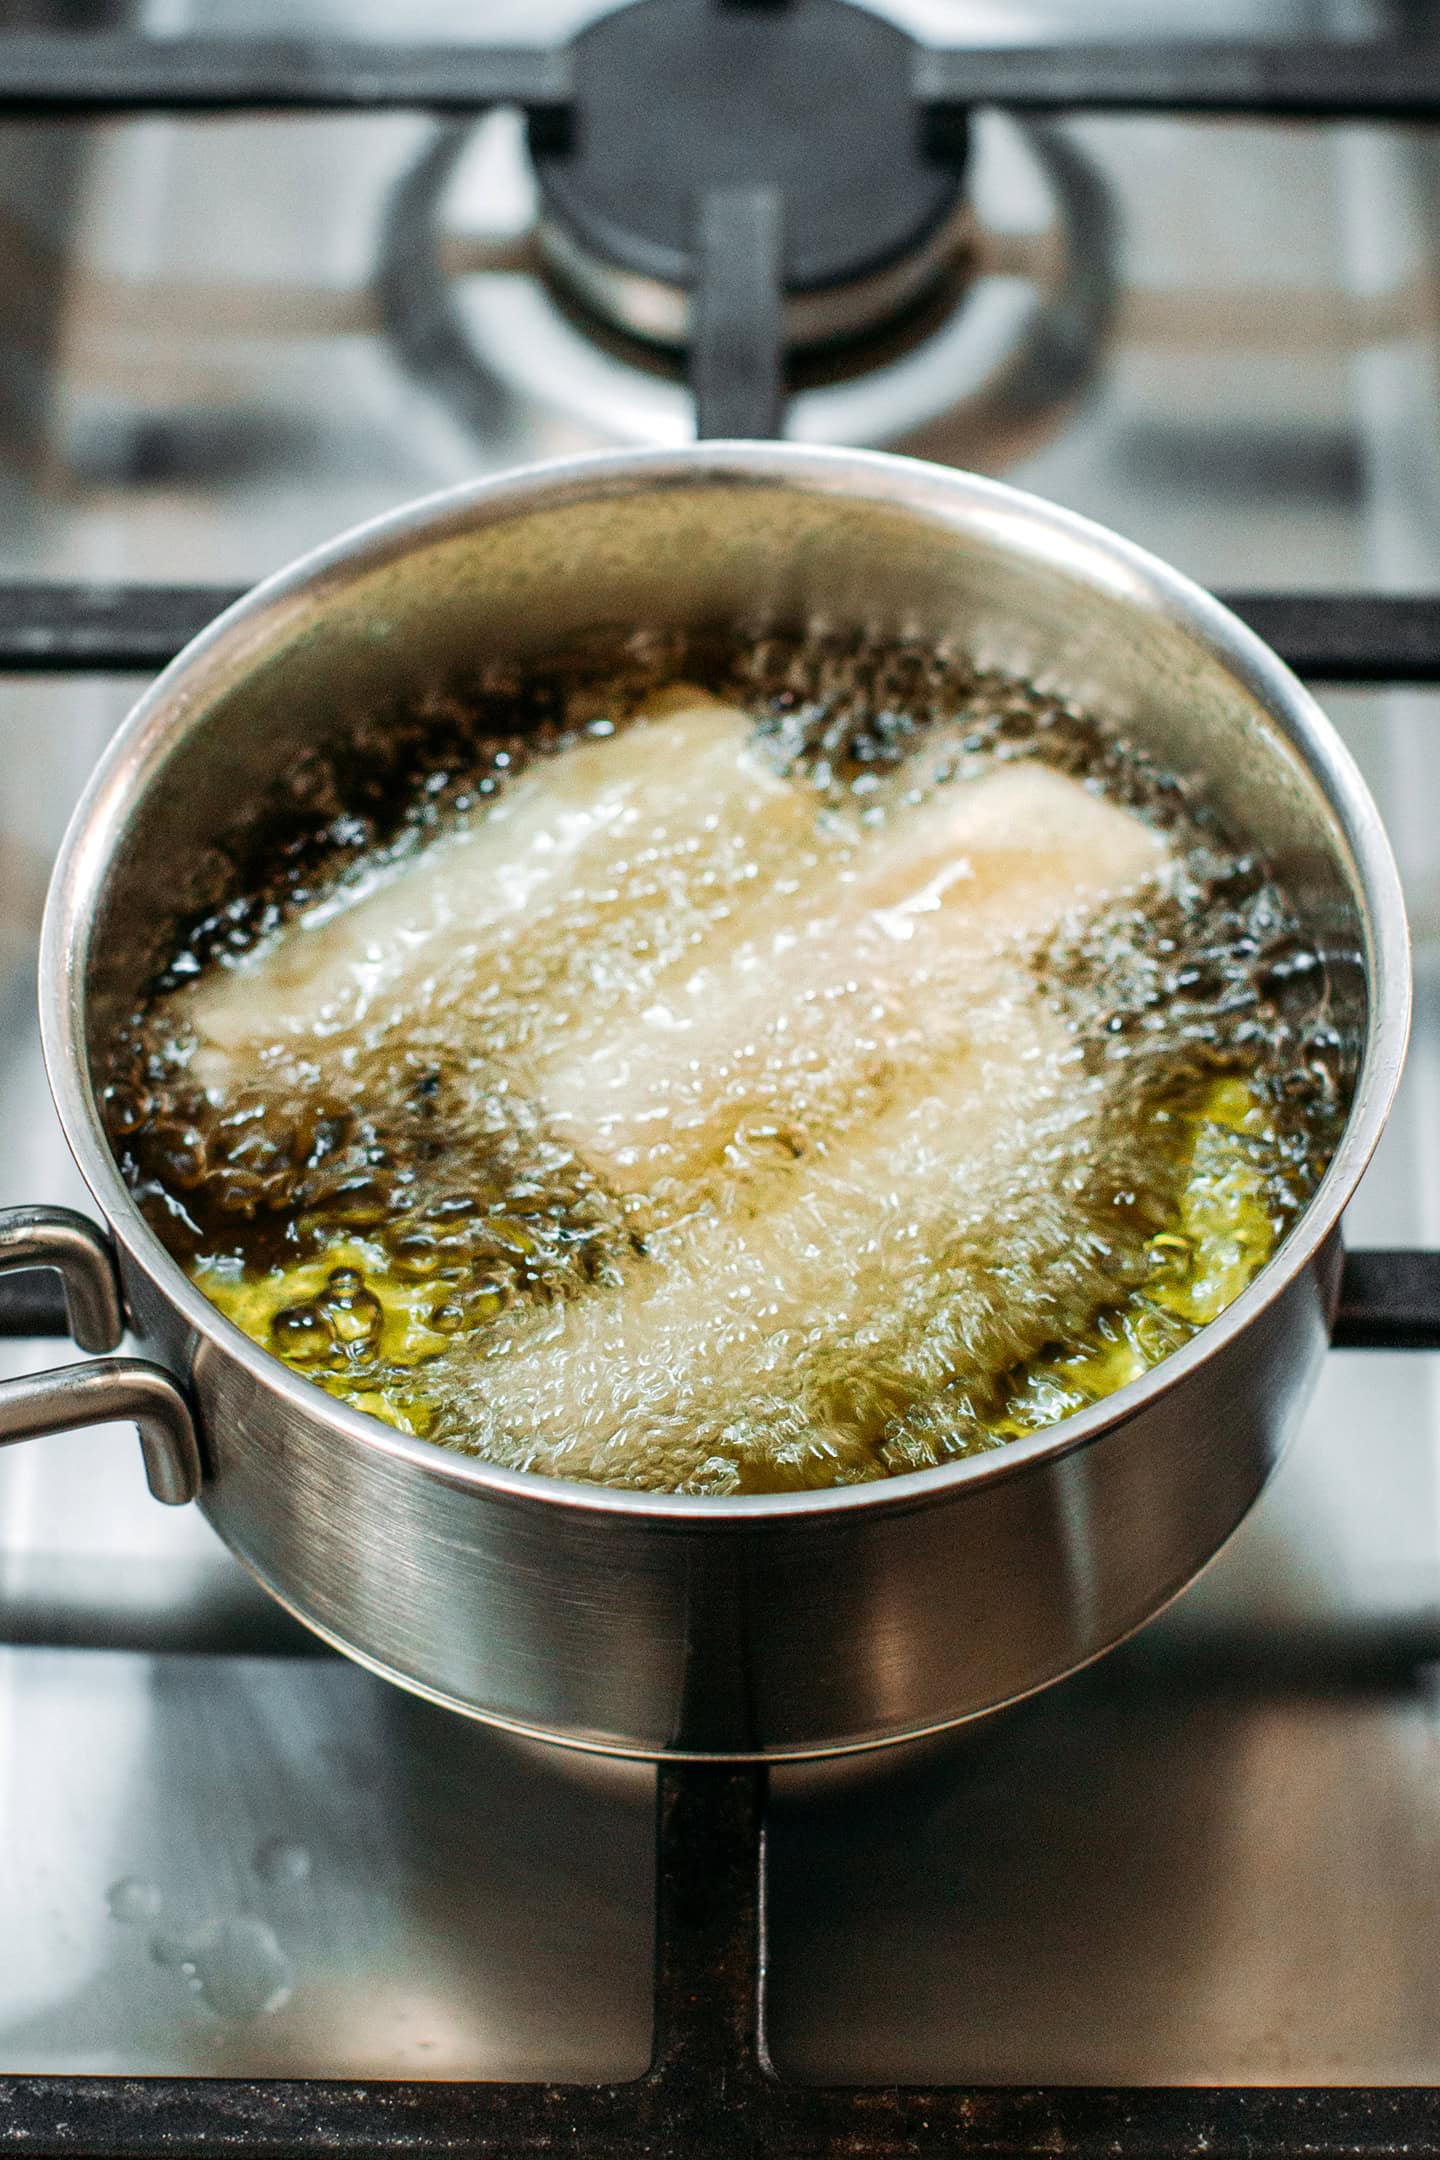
left=40, top=442, right=1412, bottom=1526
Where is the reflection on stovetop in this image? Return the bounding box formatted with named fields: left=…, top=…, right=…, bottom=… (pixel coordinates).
left=1, top=0, right=1439, bottom=2089
left=0, top=1646, right=654, bottom=2078
left=769, top=1624, right=1440, bottom=2086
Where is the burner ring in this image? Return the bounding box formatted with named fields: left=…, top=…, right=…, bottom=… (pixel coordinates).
left=377, top=110, right=1117, bottom=468
left=528, top=0, right=969, bottom=352
left=532, top=193, right=977, bottom=353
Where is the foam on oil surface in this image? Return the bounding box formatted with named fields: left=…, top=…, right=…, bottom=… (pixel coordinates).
left=102, top=638, right=1348, bottom=1493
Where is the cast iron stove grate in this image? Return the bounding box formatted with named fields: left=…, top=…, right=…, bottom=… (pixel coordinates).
left=0, top=7, right=1439, bottom=2154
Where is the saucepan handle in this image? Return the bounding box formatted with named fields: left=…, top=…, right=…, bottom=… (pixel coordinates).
left=0, top=1205, right=200, bottom=1505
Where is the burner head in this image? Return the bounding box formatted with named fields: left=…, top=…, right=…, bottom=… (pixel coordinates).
left=528, top=0, right=971, bottom=352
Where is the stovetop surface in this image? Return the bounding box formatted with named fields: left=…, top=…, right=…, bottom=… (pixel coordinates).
left=2, top=0, right=1438, bottom=2086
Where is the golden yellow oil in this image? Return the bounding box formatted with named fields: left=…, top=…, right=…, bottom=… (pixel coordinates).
left=197, top=1072, right=1288, bottom=1464
left=983, top=1075, right=1280, bottom=1442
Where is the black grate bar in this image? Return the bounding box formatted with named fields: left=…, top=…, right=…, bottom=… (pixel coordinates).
left=0, top=582, right=244, bottom=670
left=0, top=34, right=572, bottom=118
left=0, top=2068, right=638, bottom=2156
left=1, top=2075, right=1437, bottom=2159
left=772, top=2085, right=1440, bottom=2155
left=0, top=1273, right=68, bottom=1336
left=0, top=585, right=1438, bottom=681
left=649, top=1763, right=766, bottom=2085
left=689, top=185, right=787, bottom=442
left=917, top=39, right=1440, bottom=121
left=1332, top=1249, right=1440, bottom=1350
left=0, top=33, right=1435, bottom=125
left=1225, top=592, right=1440, bottom=683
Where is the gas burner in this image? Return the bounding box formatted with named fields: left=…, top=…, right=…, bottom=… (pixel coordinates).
left=528, top=0, right=971, bottom=353
left=382, top=105, right=1115, bottom=465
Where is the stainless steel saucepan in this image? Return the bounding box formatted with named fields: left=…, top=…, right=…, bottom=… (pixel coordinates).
left=0, top=445, right=1412, bottom=1758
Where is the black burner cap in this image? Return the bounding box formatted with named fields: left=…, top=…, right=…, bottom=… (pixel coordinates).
left=529, top=0, right=967, bottom=297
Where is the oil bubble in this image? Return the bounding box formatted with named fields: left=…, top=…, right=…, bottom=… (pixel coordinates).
left=107, top=1876, right=163, bottom=1924
left=149, top=1916, right=292, bottom=2021
left=253, top=1837, right=312, bottom=1886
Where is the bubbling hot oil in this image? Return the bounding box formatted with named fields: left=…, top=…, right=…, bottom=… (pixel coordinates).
left=102, top=635, right=1348, bottom=1493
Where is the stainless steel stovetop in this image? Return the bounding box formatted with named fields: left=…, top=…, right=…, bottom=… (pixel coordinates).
left=2, top=0, right=1438, bottom=2087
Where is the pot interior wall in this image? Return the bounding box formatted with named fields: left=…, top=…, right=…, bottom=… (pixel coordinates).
left=78, top=472, right=1370, bottom=1102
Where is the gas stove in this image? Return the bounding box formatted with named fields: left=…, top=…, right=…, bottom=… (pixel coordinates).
left=1, top=2, right=1439, bottom=2154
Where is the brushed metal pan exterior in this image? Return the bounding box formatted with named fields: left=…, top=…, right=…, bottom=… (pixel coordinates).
left=0, top=446, right=1410, bottom=1758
